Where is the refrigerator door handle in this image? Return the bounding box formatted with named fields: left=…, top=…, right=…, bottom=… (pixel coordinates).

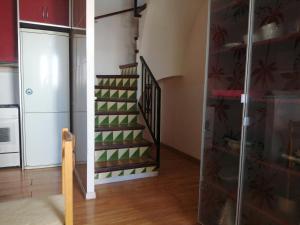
left=25, top=88, right=33, bottom=95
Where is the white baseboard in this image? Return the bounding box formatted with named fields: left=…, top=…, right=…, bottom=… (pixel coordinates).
left=25, top=164, right=61, bottom=169
left=85, top=191, right=96, bottom=200
left=95, top=171, right=159, bottom=185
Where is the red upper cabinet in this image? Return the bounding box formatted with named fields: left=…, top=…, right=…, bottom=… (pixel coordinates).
left=44, top=0, right=69, bottom=26
left=20, top=0, right=69, bottom=26
left=0, top=0, right=18, bottom=63
left=72, top=0, right=86, bottom=28
left=19, top=0, right=45, bottom=24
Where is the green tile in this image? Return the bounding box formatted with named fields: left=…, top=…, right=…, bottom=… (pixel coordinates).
left=110, top=116, right=119, bottom=126
left=114, top=131, right=124, bottom=143
left=104, top=132, right=113, bottom=143
left=103, top=79, right=109, bottom=86
left=109, top=102, right=117, bottom=111
left=119, top=149, right=129, bottom=160
left=97, top=78, right=103, bottom=86
left=111, top=90, right=118, bottom=99
left=119, top=90, right=127, bottom=99
left=120, top=116, right=128, bottom=125
left=99, top=116, right=109, bottom=126
left=106, top=172, right=112, bottom=178
left=116, top=78, right=122, bottom=87
left=95, top=132, right=103, bottom=143
left=129, top=116, right=137, bottom=125
left=110, top=78, right=116, bottom=87
left=99, top=102, right=108, bottom=112
left=134, top=130, right=143, bottom=141
left=131, top=149, right=140, bottom=159
left=128, top=103, right=137, bottom=111
left=95, top=90, right=101, bottom=98
left=130, top=79, right=137, bottom=87
left=108, top=150, right=118, bottom=161
left=97, top=151, right=107, bottom=162
left=125, top=131, right=133, bottom=141
left=118, top=103, right=127, bottom=111
left=128, top=91, right=137, bottom=100
left=102, top=90, right=109, bottom=98
left=123, top=79, right=130, bottom=87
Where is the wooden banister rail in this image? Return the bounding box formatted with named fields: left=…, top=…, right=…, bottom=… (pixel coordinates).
left=95, top=4, right=147, bottom=20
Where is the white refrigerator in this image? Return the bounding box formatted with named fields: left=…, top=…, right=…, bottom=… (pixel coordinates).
left=20, top=29, right=70, bottom=168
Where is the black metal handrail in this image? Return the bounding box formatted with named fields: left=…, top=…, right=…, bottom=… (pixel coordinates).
left=134, top=0, right=139, bottom=17
left=139, top=56, right=161, bottom=168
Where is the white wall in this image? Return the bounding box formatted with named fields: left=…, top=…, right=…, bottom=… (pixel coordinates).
left=72, top=0, right=95, bottom=200
left=95, top=0, right=132, bottom=16
left=95, top=0, right=136, bottom=75
left=0, top=67, right=19, bottom=105
left=95, top=14, right=136, bottom=75
left=138, top=0, right=202, bottom=80
left=158, top=0, right=209, bottom=159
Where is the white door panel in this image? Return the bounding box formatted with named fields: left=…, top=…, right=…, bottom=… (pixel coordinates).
left=73, top=35, right=87, bottom=112
left=24, top=112, right=70, bottom=167
left=21, top=30, right=70, bottom=113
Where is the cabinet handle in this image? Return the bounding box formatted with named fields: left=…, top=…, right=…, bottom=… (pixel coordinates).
left=46, top=7, right=49, bottom=19
left=42, top=7, right=45, bottom=19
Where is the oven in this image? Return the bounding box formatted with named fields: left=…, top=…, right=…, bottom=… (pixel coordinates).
left=0, top=106, right=20, bottom=167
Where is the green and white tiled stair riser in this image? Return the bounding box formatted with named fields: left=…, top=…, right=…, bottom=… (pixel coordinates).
left=95, top=65, right=158, bottom=184
left=95, top=147, right=151, bottom=163
left=95, top=115, right=138, bottom=127
left=97, top=78, right=137, bottom=88
left=95, top=129, right=143, bottom=144
left=94, top=166, right=158, bottom=184
left=95, top=89, right=137, bottom=100
left=120, top=66, right=137, bottom=76
left=95, top=102, right=137, bottom=112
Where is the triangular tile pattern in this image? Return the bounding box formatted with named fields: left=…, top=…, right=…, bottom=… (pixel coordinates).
left=95, top=64, right=158, bottom=184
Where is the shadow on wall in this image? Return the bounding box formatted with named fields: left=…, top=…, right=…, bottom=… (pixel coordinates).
left=138, top=0, right=207, bottom=80
left=159, top=0, right=209, bottom=159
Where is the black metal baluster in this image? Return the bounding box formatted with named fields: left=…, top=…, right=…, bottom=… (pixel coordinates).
left=138, top=56, right=161, bottom=168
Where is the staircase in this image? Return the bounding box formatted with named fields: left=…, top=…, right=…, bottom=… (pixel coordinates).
left=94, top=63, right=159, bottom=184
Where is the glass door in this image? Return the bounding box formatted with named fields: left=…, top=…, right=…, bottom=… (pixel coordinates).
left=199, top=0, right=250, bottom=224
left=240, top=0, right=300, bottom=224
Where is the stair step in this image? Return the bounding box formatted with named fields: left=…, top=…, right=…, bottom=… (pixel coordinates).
left=95, top=89, right=137, bottom=100
left=95, top=85, right=137, bottom=91
left=95, top=111, right=139, bottom=116
left=96, top=75, right=139, bottom=79
left=119, top=63, right=138, bottom=69
left=95, top=157, right=156, bottom=173
left=95, top=139, right=151, bottom=151
left=96, top=76, right=138, bottom=89
left=95, top=124, right=145, bottom=132
left=95, top=129, right=144, bottom=144
left=95, top=98, right=136, bottom=103
left=95, top=114, right=138, bottom=127
left=95, top=146, right=151, bottom=163
left=96, top=101, right=137, bottom=113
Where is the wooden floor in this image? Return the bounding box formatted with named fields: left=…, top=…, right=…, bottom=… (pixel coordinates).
left=0, top=147, right=200, bottom=225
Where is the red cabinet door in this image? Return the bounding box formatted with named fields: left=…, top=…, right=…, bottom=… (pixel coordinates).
left=20, top=0, right=45, bottom=23
left=0, top=0, right=17, bottom=62
left=20, top=0, right=69, bottom=26
left=45, top=0, right=69, bottom=26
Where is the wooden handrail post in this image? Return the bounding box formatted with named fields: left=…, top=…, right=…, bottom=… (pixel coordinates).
left=62, top=128, right=74, bottom=225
